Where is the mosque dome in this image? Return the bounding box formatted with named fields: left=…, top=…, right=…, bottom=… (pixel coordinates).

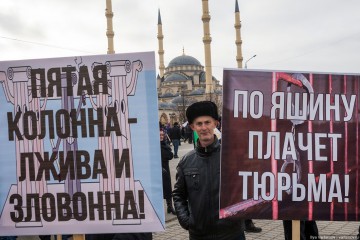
left=161, top=92, right=176, bottom=97
left=168, top=54, right=202, bottom=67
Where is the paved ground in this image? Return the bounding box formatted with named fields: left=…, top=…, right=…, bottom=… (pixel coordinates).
left=153, top=218, right=359, bottom=240
left=17, top=141, right=360, bottom=240
left=17, top=219, right=360, bottom=240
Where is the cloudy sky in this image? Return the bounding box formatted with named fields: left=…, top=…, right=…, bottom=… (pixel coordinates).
left=1, top=0, right=360, bottom=81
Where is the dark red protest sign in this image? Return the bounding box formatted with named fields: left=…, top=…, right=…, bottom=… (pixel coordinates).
left=220, top=69, right=359, bottom=221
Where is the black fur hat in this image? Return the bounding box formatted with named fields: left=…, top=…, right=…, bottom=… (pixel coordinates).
left=186, top=101, right=219, bottom=124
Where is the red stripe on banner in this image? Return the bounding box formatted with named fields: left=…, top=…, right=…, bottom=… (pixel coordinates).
left=328, top=74, right=334, bottom=221
left=344, top=75, right=348, bottom=220
left=308, top=73, right=314, bottom=220
left=272, top=72, right=278, bottom=219
left=356, top=77, right=359, bottom=220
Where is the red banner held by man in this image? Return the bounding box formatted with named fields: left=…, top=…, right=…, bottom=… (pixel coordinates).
left=220, top=69, right=359, bottom=221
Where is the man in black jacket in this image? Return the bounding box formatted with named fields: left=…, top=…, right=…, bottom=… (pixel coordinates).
left=173, top=101, right=245, bottom=240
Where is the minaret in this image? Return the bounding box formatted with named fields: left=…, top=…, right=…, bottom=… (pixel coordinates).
left=201, top=0, right=213, bottom=98
left=105, top=0, right=115, bottom=54
left=157, top=9, right=165, bottom=78
left=234, top=0, right=243, bottom=68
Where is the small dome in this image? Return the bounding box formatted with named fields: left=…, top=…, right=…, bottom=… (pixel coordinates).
left=159, top=102, right=177, bottom=110
left=171, top=96, right=183, bottom=104
left=161, top=92, right=175, bottom=97
left=164, top=73, right=189, bottom=82
left=159, top=102, right=168, bottom=108
left=171, top=96, right=195, bottom=106
left=199, top=71, right=217, bottom=82
left=190, top=88, right=205, bottom=95
left=168, top=54, right=202, bottom=67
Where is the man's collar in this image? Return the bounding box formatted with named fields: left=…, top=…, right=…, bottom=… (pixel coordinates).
left=196, top=135, right=220, bottom=156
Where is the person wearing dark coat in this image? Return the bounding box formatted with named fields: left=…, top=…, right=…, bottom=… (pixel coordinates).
left=173, top=101, right=245, bottom=240
left=112, top=233, right=152, bottom=240
left=86, top=233, right=152, bottom=240
left=160, top=128, right=176, bottom=214
left=169, top=122, right=181, bottom=158
left=283, top=220, right=319, bottom=240
left=185, top=124, right=193, bottom=144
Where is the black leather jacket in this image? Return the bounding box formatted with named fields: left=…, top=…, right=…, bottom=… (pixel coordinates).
left=172, top=137, right=244, bottom=240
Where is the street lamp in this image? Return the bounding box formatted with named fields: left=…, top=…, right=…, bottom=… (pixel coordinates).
left=244, top=54, right=257, bottom=69
left=178, top=86, right=187, bottom=122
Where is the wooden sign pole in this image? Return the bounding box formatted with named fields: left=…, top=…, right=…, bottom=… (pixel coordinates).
left=73, top=235, right=85, bottom=240
left=292, top=220, right=300, bottom=240
left=54, top=234, right=85, bottom=240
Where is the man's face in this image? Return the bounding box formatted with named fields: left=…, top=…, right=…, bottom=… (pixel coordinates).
left=190, top=116, right=218, bottom=146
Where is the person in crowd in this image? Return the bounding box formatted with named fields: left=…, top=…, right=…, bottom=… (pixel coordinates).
left=181, top=124, right=186, bottom=142
left=169, top=122, right=181, bottom=158
left=173, top=101, right=246, bottom=240
left=112, top=233, right=152, bottom=240
left=244, top=219, right=262, bottom=233
left=39, top=235, right=71, bottom=240
left=185, top=124, right=193, bottom=144
left=165, top=123, right=171, bottom=135
left=213, top=114, right=261, bottom=234
left=39, top=236, right=50, bottom=240
left=217, top=116, right=222, bottom=131
left=160, top=127, right=176, bottom=214
left=86, top=233, right=152, bottom=240
left=85, top=234, right=116, bottom=240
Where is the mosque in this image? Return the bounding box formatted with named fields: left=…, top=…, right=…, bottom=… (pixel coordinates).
left=105, top=0, right=244, bottom=126
left=156, top=47, right=223, bottom=126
